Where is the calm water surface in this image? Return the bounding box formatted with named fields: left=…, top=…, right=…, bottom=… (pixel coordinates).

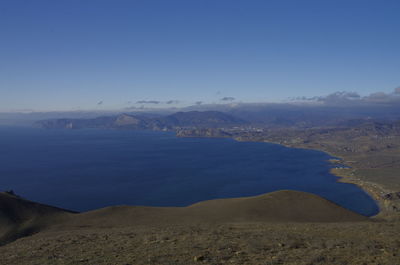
left=0, top=127, right=379, bottom=216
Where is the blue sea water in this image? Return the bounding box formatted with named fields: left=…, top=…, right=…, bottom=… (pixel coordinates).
left=0, top=127, right=379, bottom=216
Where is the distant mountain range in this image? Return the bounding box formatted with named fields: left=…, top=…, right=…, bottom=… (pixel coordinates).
left=3, top=97, right=400, bottom=128
left=35, top=109, right=400, bottom=131
left=35, top=111, right=246, bottom=130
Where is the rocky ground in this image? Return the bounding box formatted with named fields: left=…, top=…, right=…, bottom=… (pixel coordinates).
left=1, top=221, right=400, bottom=265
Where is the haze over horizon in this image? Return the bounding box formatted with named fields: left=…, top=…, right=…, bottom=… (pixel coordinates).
left=1, top=0, right=400, bottom=112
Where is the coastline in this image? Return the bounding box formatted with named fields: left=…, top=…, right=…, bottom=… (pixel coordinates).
left=330, top=167, right=395, bottom=219
left=177, top=132, right=396, bottom=219
left=233, top=137, right=399, bottom=220
left=240, top=138, right=386, bottom=217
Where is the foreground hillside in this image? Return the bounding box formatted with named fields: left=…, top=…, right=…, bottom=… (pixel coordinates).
left=3, top=191, right=399, bottom=264
left=3, top=221, right=399, bottom=265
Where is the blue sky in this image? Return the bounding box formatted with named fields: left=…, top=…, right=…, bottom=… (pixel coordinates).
left=1, top=0, right=399, bottom=111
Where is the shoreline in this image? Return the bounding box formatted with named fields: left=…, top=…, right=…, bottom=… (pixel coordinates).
left=175, top=132, right=388, bottom=218
left=203, top=134, right=398, bottom=219
left=330, top=168, right=395, bottom=219
left=232, top=137, right=400, bottom=220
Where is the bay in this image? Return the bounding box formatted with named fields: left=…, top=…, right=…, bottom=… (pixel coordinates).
left=0, top=127, right=379, bottom=216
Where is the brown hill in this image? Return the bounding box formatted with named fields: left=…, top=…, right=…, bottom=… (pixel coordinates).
left=66, top=190, right=367, bottom=229
left=1, top=190, right=368, bottom=246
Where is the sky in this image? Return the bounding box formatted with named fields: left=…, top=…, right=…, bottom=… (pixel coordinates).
left=1, top=0, right=400, bottom=112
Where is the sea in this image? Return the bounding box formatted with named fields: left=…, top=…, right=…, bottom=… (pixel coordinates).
left=0, top=126, right=379, bottom=216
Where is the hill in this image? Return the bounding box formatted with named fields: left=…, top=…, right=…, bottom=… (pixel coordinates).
left=0, top=190, right=369, bottom=249
left=1, top=190, right=366, bottom=246
left=0, top=191, right=74, bottom=246
left=59, top=190, right=367, bottom=231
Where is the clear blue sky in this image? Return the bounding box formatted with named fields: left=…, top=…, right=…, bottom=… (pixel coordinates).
left=1, top=0, right=399, bottom=111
